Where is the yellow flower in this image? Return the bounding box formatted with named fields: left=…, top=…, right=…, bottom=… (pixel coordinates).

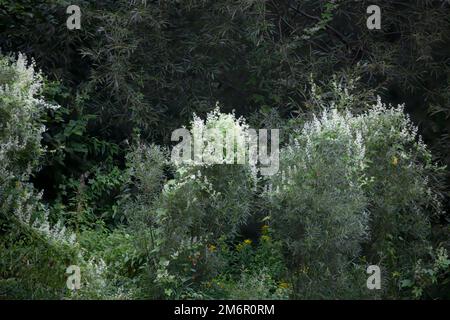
left=207, top=244, right=217, bottom=252
left=244, top=239, right=252, bottom=245
left=279, top=282, right=290, bottom=289
left=392, top=156, right=399, bottom=166
left=299, top=265, right=309, bottom=274
left=261, top=224, right=269, bottom=234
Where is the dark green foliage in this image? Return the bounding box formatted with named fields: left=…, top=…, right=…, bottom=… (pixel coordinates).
left=1, top=0, right=450, bottom=300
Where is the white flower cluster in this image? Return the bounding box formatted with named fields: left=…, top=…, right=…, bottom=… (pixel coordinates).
left=267, top=106, right=366, bottom=196
left=1, top=54, right=74, bottom=246
left=188, top=104, right=251, bottom=167
left=266, top=97, right=442, bottom=269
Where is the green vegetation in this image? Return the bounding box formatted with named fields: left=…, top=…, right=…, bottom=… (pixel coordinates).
left=1, top=0, right=449, bottom=299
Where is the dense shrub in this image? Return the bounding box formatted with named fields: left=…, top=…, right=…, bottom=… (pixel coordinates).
left=267, top=98, right=445, bottom=299
left=121, top=109, right=258, bottom=298
left=1, top=0, right=450, bottom=300
left=355, top=100, right=445, bottom=298
left=267, top=108, right=370, bottom=298
left=0, top=53, right=47, bottom=176
left=0, top=53, right=75, bottom=298
left=160, top=108, right=256, bottom=243
left=0, top=54, right=122, bottom=300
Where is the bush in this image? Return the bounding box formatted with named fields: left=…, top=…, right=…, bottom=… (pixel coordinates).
left=0, top=52, right=446, bottom=299
left=0, top=53, right=48, bottom=178
left=0, top=53, right=76, bottom=298
left=267, top=108, right=369, bottom=298
left=0, top=53, right=121, bottom=300
left=355, top=99, right=445, bottom=298
left=121, top=108, right=258, bottom=298
left=267, top=99, right=445, bottom=299
left=164, top=107, right=256, bottom=239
